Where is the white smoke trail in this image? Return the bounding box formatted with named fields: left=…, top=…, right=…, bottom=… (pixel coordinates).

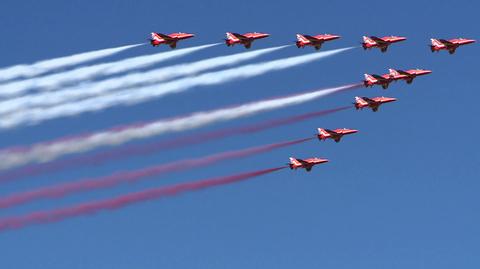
left=0, top=84, right=357, bottom=170
left=0, top=46, right=289, bottom=115
left=0, top=47, right=354, bottom=128
left=0, top=43, right=144, bottom=83
left=0, top=44, right=219, bottom=99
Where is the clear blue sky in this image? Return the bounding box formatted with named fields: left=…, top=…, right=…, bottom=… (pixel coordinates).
left=0, top=0, right=478, bottom=268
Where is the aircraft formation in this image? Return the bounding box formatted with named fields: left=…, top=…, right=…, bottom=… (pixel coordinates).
left=0, top=27, right=476, bottom=231
left=148, top=32, right=475, bottom=54
left=144, top=31, right=472, bottom=172
left=83, top=32, right=478, bottom=172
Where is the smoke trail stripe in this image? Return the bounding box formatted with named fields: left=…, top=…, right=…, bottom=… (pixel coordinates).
left=0, top=47, right=354, bottom=128
left=0, top=46, right=288, bottom=115
left=0, top=107, right=348, bottom=182
left=0, top=43, right=144, bottom=83
left=0, top=43, right=219, bottom=98
left=0, top=138, right=310, bottom=208
left=0, top=167, right=285, bottom=232
left=0, top=84, right=360, bottom=171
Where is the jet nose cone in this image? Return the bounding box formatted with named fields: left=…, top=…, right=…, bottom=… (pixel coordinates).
left=350, top=129, right=359, bottom=133
left=388, top=97, right=398, bottom=102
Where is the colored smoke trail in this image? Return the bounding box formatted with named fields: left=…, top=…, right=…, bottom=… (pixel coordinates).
left=0, top=106, right=349, bottom=182
left=0, top=44, right=218, bottom=98
left=0, top=167, right=286, bottom=232
left=0, top=43, right=143, bottom=83
left=0, top=138, right=311, bottom=208
left=0, top=45, right=288, bottom=115
left=0, top=47, right=354, bottom=128
left=0, top=83, right=359, bottom=171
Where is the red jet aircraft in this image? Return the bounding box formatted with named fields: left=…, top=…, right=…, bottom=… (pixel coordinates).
left=225, top=32, right=270, bottom=49
left=317, top=128, right=358, bottom=143
left=364, top=73, right=393, bottom=89
left=388, top=68, right=432, bottom=84
left=362, top=36, right=407, bottom=52
left=354, top=96, right=397, bottom=112
left=289, top=157, right=328, bottom=172
left=296, top=34, right=341, bottom=50
left=430, top=38, right=475, bottom=54
left=149, top=32, right=195, bottom=48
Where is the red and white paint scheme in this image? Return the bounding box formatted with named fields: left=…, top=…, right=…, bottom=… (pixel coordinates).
left=317, top=128, right=358, bottom=143
left=296, top=34, right=341, bottom=50
left=388, top=68, right=432, bottom=84
left=225, top=32, right=270, bottom=49
left=362, top=36, right=407, bottom=52
left=289, top=157, right=328, bottom=172
left=354, top=96, right=397, bottom=112
left=149, top=32, right=195, bottom=48
left=430, top=38, right=475, bottom=54
left=364, top=73, right=393, bottom=89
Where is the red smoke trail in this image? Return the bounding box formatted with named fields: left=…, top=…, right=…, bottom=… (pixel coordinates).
left=0, top=138, right=311, bottom=209
left=0, top=106, right=348, bottom=182
left=0, top=166, right=286, bottom=232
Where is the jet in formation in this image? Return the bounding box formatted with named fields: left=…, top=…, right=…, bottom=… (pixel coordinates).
left=289, top=157, right=328, bottom=172
left=296, top=34, right=340, bottom=50
left=149, top=32, right=195, bottom=48
left=388, top=68, right=432, bottom=84
left=354, top=96, right=397, bottom=112
left=430, top=38, right=475, bottom=54
left=362, top=36, right=407, bottom=52
left=317, top=128, right=358, bottom=143
left=364, top=73, right=392, bottom=89
left=225, top=32, right=270, bottom=49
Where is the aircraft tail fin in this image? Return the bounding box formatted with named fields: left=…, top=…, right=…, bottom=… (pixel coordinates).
left=364, top=73, right=376, bottom=82
left=289, top=157, right=301, bottom=166
left=388, top=68, right=400, bottom=77
left=151, top=32, right=162, bottom=41
left=363, top=36, right=375, bottom=44
left=296, top=34, right=310, bottom=43
left=226, top=32, right=241, bottom=42
left=431, top=38, right=443, bottom=47
left=317, top=128, right=329, bottom=137
left=355, top=96, right=368, bottom=106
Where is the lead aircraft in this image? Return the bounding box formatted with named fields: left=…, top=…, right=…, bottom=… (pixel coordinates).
left=430, top=38, right=475, bottom=54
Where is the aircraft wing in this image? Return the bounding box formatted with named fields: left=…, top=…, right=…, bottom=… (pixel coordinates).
left=362, top=97, right=374, bottom=103
left=231, top=33, right=250, bottom=41
left=370, top=36, right=389, bottom=44
left=155, top=33, right=176, bottom=41
left=396, top=70, right=411, bottom=76
left=296, top=158, right=307, bottom=164
left=371, top=74, right=388, bottom=81
left=302, top=35, right=323, bottom=42
left=296, top=158, right=313, bottom=165
left=439, top=39, right=455, bottom=46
